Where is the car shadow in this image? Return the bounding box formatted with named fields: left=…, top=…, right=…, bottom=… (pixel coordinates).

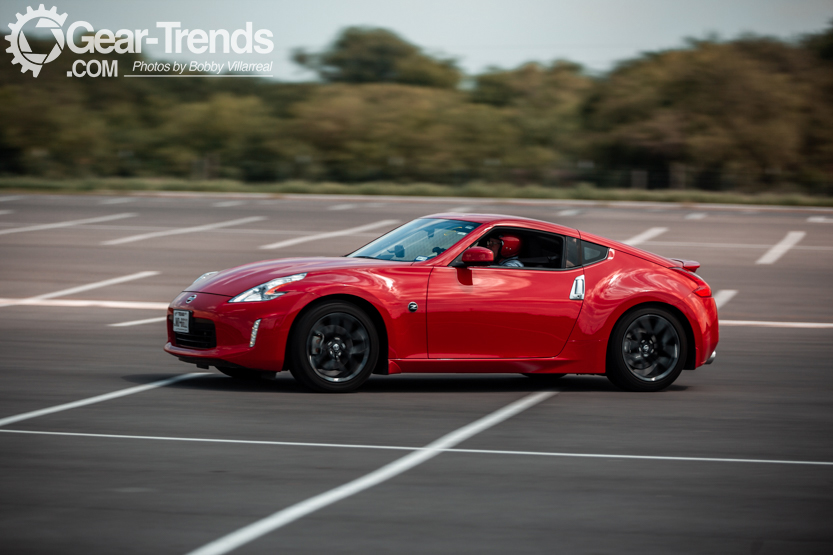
left=360, top=374, right=610, bottom=393
left=124, top=372, right=687, bottom=394
left=362, top=375, right=687, bottom=393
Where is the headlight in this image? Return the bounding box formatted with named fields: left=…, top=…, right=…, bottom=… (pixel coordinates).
left=228, top=273, right=307, bottom=303
left=187, top=271, right=218, bottom=290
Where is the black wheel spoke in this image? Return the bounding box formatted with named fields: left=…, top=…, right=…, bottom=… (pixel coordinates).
left=310, top=351, right=327, bottom=367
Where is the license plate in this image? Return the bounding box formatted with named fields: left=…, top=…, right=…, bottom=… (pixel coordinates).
left=173, top=310, right=190, bottom=333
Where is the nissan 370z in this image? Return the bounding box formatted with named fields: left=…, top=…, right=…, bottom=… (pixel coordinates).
left=165, top=214, right=719, bottom=392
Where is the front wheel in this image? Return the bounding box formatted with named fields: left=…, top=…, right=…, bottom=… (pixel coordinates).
left=606, top=307, right=687, bottom=392
left=288, top=302, right=379, bottom=393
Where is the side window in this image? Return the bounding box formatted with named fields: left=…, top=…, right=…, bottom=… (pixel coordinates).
left=581, top=241, right=609, bottom=265
left=471, top=228, right=572, bottom=269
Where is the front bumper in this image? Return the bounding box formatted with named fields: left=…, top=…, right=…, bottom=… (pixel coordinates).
left=164, top=290, right=309, bottom=372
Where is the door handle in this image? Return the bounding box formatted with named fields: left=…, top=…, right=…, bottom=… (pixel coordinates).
left=569, top=275, right=585, bottom=300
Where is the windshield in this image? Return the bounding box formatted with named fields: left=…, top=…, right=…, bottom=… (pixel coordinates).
left=348, top=218, right=481, bottom=262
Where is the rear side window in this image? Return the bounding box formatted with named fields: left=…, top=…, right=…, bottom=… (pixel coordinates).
left=582, top=241, right=608, bottom=265
left=565, top=236, right=580, bottom=268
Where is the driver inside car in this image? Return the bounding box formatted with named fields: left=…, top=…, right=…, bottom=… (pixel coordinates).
left=485, top=235, right=524, bottom=267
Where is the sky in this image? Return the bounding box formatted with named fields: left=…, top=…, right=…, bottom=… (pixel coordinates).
left=4, top=0, right=832, bottom=80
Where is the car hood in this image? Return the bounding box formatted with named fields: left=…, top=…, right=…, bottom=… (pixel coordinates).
left=186, top=257, right=404, bottom=296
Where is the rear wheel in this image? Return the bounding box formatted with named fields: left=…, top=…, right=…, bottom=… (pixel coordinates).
left=288, top=302, right=379, bottom=393
left=606, top=307, right=687, bottom=392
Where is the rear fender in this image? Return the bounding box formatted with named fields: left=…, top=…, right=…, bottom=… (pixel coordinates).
left=571, top=251, right=708, bottom=366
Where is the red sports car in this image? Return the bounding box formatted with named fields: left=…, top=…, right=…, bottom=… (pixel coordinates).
left=165, top=214, right=718, bottom=392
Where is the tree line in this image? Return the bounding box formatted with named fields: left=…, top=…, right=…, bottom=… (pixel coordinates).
left=2, top=24, right=832, bottom=193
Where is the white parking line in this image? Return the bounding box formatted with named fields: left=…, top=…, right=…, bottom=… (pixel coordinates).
left=0, top=213, right=136, bottom=236
left=328, top=203, right=356, bottom=211
left=807, top=216, right=833, bottom=223
left=0, top=373, right=207, bottom=428
left=259, top=219, right=399, bottom=250
left=99, top=198, right=135, bottom=205
left=448, top=447, right=833, bottom=466
left=685, top=212, right=707, bottom=220
left=2, top=428, right=830, bottom=468
left=185, top=391, right=556, bottom=555
left=102, top=216, right=266, bottom=245
left=213, top=201, right=246, bottom=208
left=623, top=227, right=668, bottom=246
left=0, top=195, right=22, bottom=202
left=448, top=206, right=473, bottom=213
left=0, top=210, right=12, bottom=215
left=0, top=299, right=167, bottom=310
left=556, top=209, right=580, bottom=217
left=713, top=290, right=738, bottom=310
left=0, top=271, right=159, bottom=309
left=719, top=320, right=833, bottom=329
left=756, top=231, right=806, bottom=264
left=0, top=429, right=415, bottom=451
left=109, top=316, right=167, bottom=327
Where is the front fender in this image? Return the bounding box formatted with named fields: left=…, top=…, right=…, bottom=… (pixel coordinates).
left=281, top=266, right=433, bottom=360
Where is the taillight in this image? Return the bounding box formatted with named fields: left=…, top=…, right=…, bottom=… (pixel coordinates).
left=672, top=267, right=712, bottom=298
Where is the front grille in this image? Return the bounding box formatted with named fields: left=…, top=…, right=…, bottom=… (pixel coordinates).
left=174, top=318, right=216, bottom=349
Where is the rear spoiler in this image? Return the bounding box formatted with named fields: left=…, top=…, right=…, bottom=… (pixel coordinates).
left=669, top=258, right=701, bottom=273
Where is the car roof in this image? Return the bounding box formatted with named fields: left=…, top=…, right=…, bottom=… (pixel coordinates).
left=426, top=212, right=579, bottom=237
left=427, top=212, right=676, bottom=268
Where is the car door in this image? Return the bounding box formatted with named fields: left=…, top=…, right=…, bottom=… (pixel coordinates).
left=426, top=229, right=584, bottom=359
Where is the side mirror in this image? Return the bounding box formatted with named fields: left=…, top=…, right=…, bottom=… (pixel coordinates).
left=460, top=247, right=494, bottom=266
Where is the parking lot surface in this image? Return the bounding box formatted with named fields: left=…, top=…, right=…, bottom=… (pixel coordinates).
left=1, top=193, right=832, bottom=554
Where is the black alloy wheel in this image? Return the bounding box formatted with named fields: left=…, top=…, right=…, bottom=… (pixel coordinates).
left=289, top=301, right=379, bottom=393
left=606, top=307, right=687, bottom=392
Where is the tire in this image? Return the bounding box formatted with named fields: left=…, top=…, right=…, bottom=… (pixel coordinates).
left=288, top=301, right=379, bottom=393
left=606, top=307, right=688, bottom=392
left=217, top=367, right=275, bottom=381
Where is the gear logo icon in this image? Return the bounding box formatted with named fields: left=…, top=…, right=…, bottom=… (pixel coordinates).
left=5, top=4, right=68, bottom=77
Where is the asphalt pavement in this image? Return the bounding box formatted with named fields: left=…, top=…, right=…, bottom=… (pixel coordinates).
left=1, top=192, right=832, bottom=554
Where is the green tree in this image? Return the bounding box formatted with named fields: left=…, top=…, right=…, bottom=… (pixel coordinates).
left=293, top=27, right=460, bottom=89
left=472, top=60, right=594, bottom=165
left=585, top=37, right=823, bottom=189
left=803, top=20, right=833, bottom=62
left=157, top=94, right=279, bottom=179
left=290, top=84, right=528, bottom=182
